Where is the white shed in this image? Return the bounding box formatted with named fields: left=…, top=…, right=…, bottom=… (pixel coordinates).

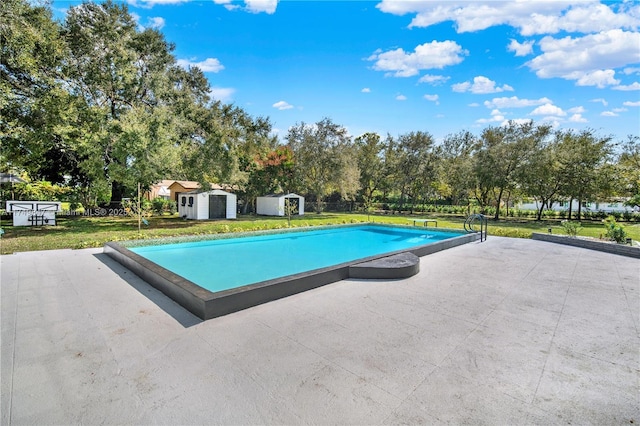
left=256, top=193, right=304, bottom=216
left=178, top=190, right=237, bottom=220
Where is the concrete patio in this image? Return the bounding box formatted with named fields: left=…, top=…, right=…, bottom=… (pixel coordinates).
left=1, top=236, right=638, bottom=425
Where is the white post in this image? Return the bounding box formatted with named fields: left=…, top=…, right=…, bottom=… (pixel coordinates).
left=138, top=182, right=141, bottom=233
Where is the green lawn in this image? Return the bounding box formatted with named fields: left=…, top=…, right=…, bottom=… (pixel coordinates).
left=1, top=212, right=638, bottom=255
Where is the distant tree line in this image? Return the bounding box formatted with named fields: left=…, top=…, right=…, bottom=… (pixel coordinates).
left=2, top=0, right=638, bottom=220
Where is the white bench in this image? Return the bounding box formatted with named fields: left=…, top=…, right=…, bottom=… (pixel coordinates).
left=407, top=218, right=437, bottom=227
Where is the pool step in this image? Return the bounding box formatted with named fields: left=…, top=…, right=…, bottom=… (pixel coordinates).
left=349, top=252, right=420, bottom=280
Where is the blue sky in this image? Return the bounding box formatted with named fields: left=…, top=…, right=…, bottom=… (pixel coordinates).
left=53, top=0, right=640, bottom=142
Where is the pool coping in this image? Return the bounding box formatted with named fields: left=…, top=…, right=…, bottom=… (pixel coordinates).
left=531, top=232, right=640, bottom=259
left=104, top=224, right=480, bottom=320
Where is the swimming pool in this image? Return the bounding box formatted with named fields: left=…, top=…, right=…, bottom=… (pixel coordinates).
left=104, top=224, right=479, bottom=320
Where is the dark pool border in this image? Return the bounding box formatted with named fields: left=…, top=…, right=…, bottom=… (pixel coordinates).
left=104, top=224, right=480, bottom=320
left=532, top=233, right=640, bottom=259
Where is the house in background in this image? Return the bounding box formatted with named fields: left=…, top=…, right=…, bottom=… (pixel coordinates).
left=178, top=189, right=237, bottom=220
left=167, top=181, right=202, bottom=204
left=518, top=199, right=637, bottom=213
left=256, top=193, right=305, bottom=216
left=146, top=179, right=174, bottom=201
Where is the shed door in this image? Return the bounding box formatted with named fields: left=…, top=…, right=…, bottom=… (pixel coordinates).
left=209, top=195, right=227, bottom=219
left=285, top=197, right=299, bottom=214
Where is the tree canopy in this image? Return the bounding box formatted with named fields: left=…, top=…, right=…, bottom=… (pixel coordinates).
left=1, top=0, right=637, bottom=219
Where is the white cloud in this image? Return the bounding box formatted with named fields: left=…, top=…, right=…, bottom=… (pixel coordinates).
left=567, top=106, right=586, bottom=114
left=569, top=114, right=588, bottom=123
left=452, top=76, right=514, bottom=94
left=212, top=0, right=239, bottom=11
left=131, top=13, right=165, bottom=30
left=530, top=103, right=566, bottom=116
left=209, top=87, right=234, bottom=103
left=368, top=41, right=467, bottom=77
left=574, top=69, right=620, bottom=88
left=601, top=111, right=618, bottom=117
left=623, top=67, right=640, bottom=75
left=418, top=74, right=450, bottom=85
left=272, top=100, right=293, bottom=110
left=375, top=1, right=640, bottom=36
left=484, top=96, right=552, bottom=109
left=476, top=108, right=506, bottom=124
left=623, top=101, right=640, bottom=107
left=613, top=82, right=640, bottom=91
left=590, top=98, right=608, bottom=106
left=127, top=0, right=189, bottom=8
left=244, top=0, right=278, bottom=14
left=536, top=117, right=563, bottom=128
left=507, top=39, right=533, bottom=56
left=613, top=107, right=628, bottom=113
left=130, top=0, right=277, bottom=12
left=526, top=30, right=640, bottom=85
left=361, top=88, right=371, bottom=93
left=177, top=58, right=224, bottom=73
left=396, top=94, right=407, bottom=101
left=147, top=16, right=165, bottom=29
left=423, top=94, right=439, bottom=104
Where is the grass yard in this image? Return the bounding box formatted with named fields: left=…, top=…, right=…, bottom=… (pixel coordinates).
left=1, top=212, right=638, bottom=255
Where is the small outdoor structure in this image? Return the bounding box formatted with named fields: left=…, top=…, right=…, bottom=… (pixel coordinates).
left=5, top=201, right=61, bottom=226
left=256, top=193, right=305, bottom=216
left=146, top=179, right=174, bottom=201
left=178, top=190, right=237, bottom=220
left=168, top=181, right=202, bottom=204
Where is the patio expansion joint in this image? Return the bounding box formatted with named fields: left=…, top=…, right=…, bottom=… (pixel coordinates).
left=614, top=260, right=640, bottom=337
left=5, top=257, right=20, bottom=426
left=530, top=253, right=576, bottom=403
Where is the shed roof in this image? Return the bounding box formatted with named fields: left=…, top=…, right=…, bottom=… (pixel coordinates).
left=259, top=193, right=303, bottom=198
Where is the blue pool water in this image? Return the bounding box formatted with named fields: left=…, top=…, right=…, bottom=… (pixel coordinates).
left=130, top=225, right=462, bottom=293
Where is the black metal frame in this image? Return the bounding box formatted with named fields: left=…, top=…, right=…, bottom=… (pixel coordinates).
left=464, top=214, right=487, bottom=242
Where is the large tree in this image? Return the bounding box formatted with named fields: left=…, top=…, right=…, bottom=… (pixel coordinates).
left=435, top=130, right=478, bottom=208
left=474, top=121, right=552, bottom=219
left=354, top=132, right=385, bottom=212
left=616, top=135, right=640, bottom=208
left=393, top=131, right=438, bottom=213
left=286, top=118, right=352, bottom=213
left=62, top=1, right=180, bottom=203
left=0, top=0, right=70, bottom=181
left=555, top=129, right=613, bottom=220
left=518, top=136, right=563, bottom=220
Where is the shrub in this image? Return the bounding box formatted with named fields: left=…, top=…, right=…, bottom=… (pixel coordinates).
left=560, top=220, right=582, bottom=237
left=603, top=215, right=627, bottom=243
left=151, top=197, right=177, bottom=214
left=489, top=228, right=531, bottom=239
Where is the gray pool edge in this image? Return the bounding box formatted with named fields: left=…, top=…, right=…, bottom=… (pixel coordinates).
left=532, top=232, right=640, bottom=258
left=104, top=226, right=480, bottom=321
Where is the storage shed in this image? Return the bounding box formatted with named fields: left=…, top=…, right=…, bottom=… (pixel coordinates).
left=178, top=190, right=237, bottom=220
left=256, top=193, right=304, bottom=216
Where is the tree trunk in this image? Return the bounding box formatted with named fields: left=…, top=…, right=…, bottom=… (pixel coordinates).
left=494, top=187, right=504, bottom=220
left=315, top=193, right=323, bottom=213
left=242, top=197, right=251, bottom=214
left=110, top=182, right=126, bottom=205
left=537, top=200, right=546, bottom=221
left=568, top=198, right=573, bottom=220
left=577, top=198, right=582, bottom=221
